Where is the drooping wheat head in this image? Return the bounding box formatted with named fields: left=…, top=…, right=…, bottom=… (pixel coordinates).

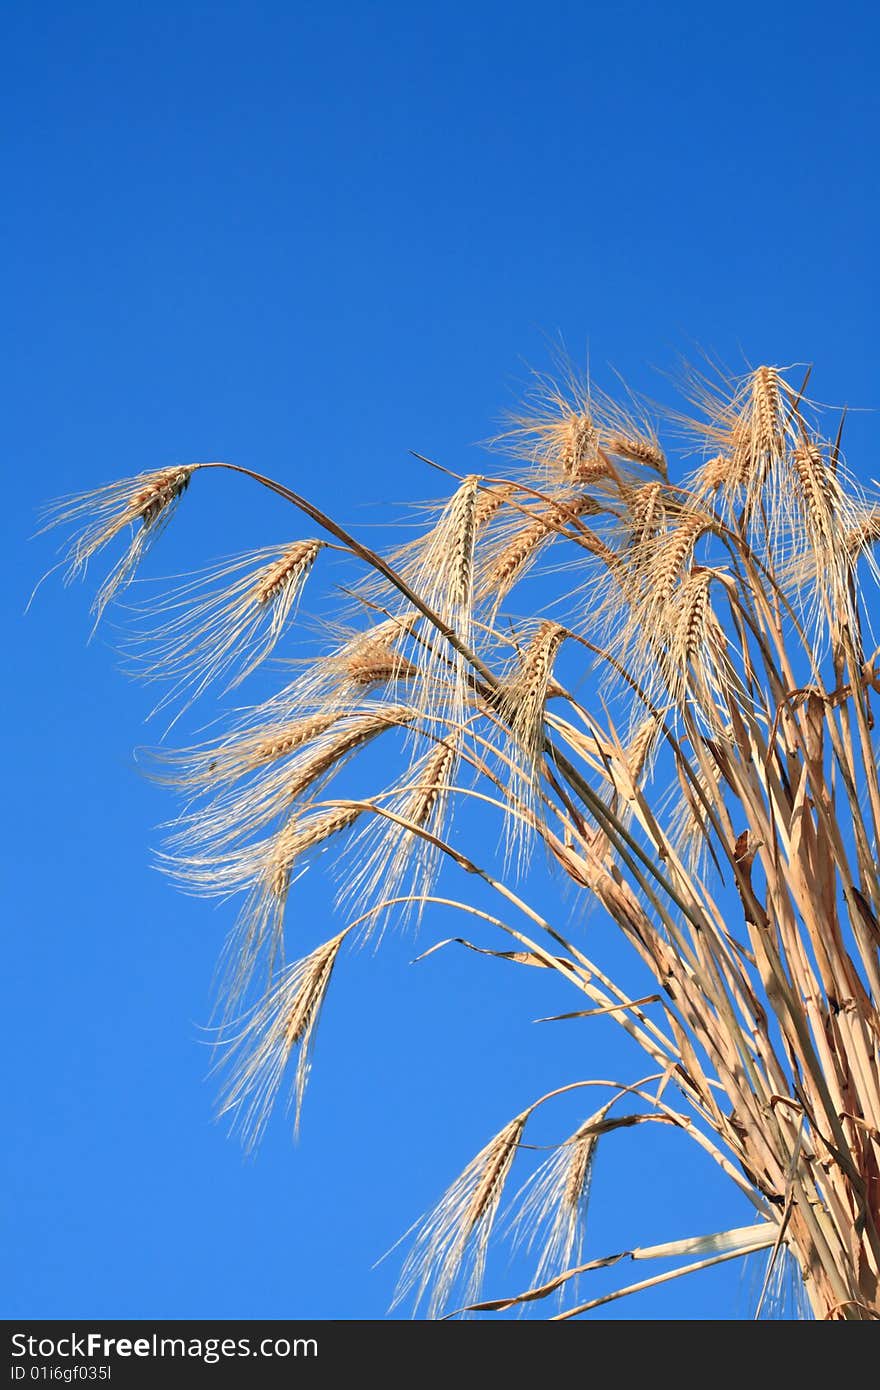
left=123, top=538, right=325, bottom=715
left=42, top=464, right=197, bottom=619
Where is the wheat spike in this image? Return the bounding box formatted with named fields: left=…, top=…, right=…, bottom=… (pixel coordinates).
left=207, top=802, right=362, bottom=1015
left=789, top=439, right=858, bottom=628
left=589, top=380, right=668, bottom=479
left=406, top=735, right=458, bottom=826
left=608, top=507, right=712, bottom=678
left=489, top=365, right=623, bottom=491
left=509, top=1105, right=610, bottom=1291
left=124, top=539, right=324, bottom=712
left=269, top=805, right=363, bottom=901
left=670, top=570, right=715, bottom=668
left=653, top=511, right=713, bottom=603
left=398, top=475, right=481, bottom=734
left=148, top=710, right=343, bottom=792
left=621, top=480, right=668, bottom=547
left=606, top=432, right=667, bottom=475
left=395, top=1111, right=528, bottom=1317
left=282, top=706, right=413, bottom=803
left=42, top=464, right=196, bottom=619
left=599, top=714, right=664, bottom=827
left=677, top=363, right=797, bottom=533
left=734, top=365, right=784, bottom=489
left=660, top=567, right=733, bottom=718
left=227, top=804, right=361, bottom=1011
left=693, top=453, right=746, bottom=496
left=499, top=621, right=566, bottom=786
left=558, top=412, right=605, bottom=482
left=845, top=505, right=880, bottom=556
left=340, top=732, right=460, bottom=937
left=216, top=929, right=348, bottom=1147
left=474, top=481, right=516, bottom=527
left=481, top=518, right=548, bottom=602
left=342, top=633, right=417, bottom=685
left=252, top=541, right=323, bottom=605
left=223, top=611, right=419, bottom=739
left=163, top=705, right=413, bottom=888
left=479, top=493, right=607, bottom=612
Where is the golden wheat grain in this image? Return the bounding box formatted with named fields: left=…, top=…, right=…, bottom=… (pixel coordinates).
left=480, top=495, right=611, bottom=610
left=315, top=613, right=420, bottom=700
left=670, top=570, right=714, bottom=668
left=622, top=480, right=667, bottom=544
left=558, top=413, right=605, bottom=482
left=604, top=507, right=714, bottom=685
left=396, top=476, right=481, bottom=733
left=250, top=712, right=343, bottom=765
left=694, top=453, right=746, bottom=495
left=561, top=1125, right=597, bottom=1212
left=625, top=716, right=662, bottom=785
left=488, top=366, right=629, bottom=495
left=786, top=439, right=861, bottom=630
left=740, top=366, right=783, bottom=472
left=654, top=511, right=713, bottom=601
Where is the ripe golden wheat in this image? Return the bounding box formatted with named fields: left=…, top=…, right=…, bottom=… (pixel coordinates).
left=41, top=360, right=880, bottom=1319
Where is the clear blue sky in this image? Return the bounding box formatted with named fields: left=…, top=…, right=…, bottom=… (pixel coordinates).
left=3, top=0, right=878, bottom=1320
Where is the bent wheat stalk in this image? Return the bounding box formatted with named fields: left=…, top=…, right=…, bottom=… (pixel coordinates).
left=40, top=359, right=880, bottom=1319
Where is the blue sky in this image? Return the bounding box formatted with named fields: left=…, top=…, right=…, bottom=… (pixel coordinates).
left=3, top=1, right=878, bottom=1320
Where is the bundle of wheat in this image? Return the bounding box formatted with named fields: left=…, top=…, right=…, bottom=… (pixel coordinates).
left=42, top=362, right=880, bottom=1319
